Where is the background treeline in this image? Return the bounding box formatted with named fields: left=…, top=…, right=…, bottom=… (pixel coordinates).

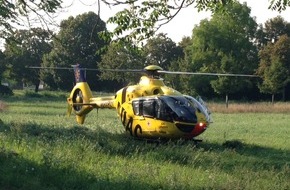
left=0, top=2, right=290, bottom=102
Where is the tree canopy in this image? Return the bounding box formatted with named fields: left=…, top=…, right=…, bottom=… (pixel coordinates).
left=1, top=1, right=290, bottom=101
left=3, top=28, right=52, bottom=91
left=1, top=0, right=290, bottom=42
left=0, top=0, right=62, bottom=38
left=105, top=0, right=290, bottom=42
left=257, top=34, right=290, bottom=102
left=187, top=1, right=258, bottom=101
left=142, top=33, right=183, bottom=70
left=0, top=51, right=6, bottom=82
left=41, top=12, right=108, bottom=90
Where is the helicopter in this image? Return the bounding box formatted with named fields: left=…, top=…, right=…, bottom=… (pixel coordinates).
left=66, top=64, right=256, bottom=140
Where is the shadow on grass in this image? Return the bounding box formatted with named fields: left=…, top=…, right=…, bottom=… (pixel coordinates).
left=1, top=121, right=289, bottom=182
left=196, top=139, right=290, bottom=172
left=0, top=122, right=179, bottom=189
left=0, top=147, right=166, bottom=190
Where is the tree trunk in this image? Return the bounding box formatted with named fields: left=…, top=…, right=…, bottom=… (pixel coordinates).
left=34, top=80, right=40, bottom=93
left=271, top=94, right=275, bottom=104
left=282, top=87, right=285, bottom=102
left=225, top=94, right=229, bottom=108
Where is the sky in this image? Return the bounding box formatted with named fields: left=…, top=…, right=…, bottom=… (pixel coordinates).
left=57, top=0, right=290, bottom=43
left=1, top=0, right=290, bottom=50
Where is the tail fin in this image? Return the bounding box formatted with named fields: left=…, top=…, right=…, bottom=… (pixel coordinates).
left=67, top=64, right=93, bottom=124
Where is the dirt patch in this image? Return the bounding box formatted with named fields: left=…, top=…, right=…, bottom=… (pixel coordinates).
left=0, top=101, right=8, bottom=112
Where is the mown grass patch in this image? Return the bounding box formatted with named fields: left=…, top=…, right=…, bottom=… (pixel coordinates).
left=0, top=92, right=289, bottom=189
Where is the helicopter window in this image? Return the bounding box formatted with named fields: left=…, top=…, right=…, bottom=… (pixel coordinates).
left=159, top=96, right=197, bottom=123
left=132, top=99, right=156, bottom=117
left=132, top=101, right=142, bottom=116
left=155, top=99, right=172, bottom=122
left=142, top=100, right=156, bottom=118
left=132, top=98, right=172, bottom=121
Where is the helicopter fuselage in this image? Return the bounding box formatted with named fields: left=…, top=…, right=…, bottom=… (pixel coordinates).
left=112, top=75, right=210, bottom=139
left=67, top=64, right=211, bottom=140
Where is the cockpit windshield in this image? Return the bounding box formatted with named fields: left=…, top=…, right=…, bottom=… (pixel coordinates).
left=159, top=96, right=197, bottom=123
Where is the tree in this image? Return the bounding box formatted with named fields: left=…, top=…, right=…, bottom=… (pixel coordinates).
left=0, top=51, right=5, bottom=83
left=142, top=33, right=183, bottom=70
left=259, top=58, right=288, bottom=103
left=187, top=1, right=258, bottom=105
left=257, top=34, right=290, bottom=102
left=256, top=16, right=290, bottom=48
left=41, top=12, right=108, bottom=90
left=1, top=0, right=289, bottom=42
left=98, top=42, right=145, bottom=86
left=0, top=0, right=62, bottom=38
left=105, top=0, right=290, bottom=42
left=165, top=36, right=201, bottom=96
left=4, top=28, right=52, bottom=92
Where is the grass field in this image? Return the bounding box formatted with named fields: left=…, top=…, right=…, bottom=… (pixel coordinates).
left=0, top=91, right=289, bottom=190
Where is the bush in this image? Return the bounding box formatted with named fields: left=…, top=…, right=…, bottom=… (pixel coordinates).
left=0, top=85, right=13, bottom=96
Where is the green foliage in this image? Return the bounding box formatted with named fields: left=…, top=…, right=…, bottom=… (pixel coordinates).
left=98, top=41, right=145, bottom=86
left=105, top=0, right=290, bottom=42
left=0, top=0, right=62, bottom=38
left=0, top=95, right=289, bottom=189
left=268, top=0, right=290, bottom=12
left=259, top=58, right=288, bottom=94
left=0, top=84, right=13, bottom=96
left=3, top=28, right=52, bottom=92
left=256, top=16, right=290, bottom=48
left=143, top=33, right=184, bottom=70
left=258, top=35, right=290, bottom=97
left=41, top=12, right=109, bottom=91
left=0, top=51, right=6, bottom=81
left=188, top=1, right=258, bottom=96
left=106, top=0, right=237, bottom=42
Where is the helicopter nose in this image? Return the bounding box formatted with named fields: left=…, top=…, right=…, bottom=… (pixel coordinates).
left=191, top=122, right=207, bottom=137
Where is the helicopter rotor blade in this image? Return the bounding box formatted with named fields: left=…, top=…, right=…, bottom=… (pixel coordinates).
left=27, top=66, right=100, bottom=71
left=158, top=70, right=258, bottom=77
left=28, top=66, right=73, bottom=70
left=28, top=65, right=258, bottom=77
left=101, top=68, right=144, bottom=73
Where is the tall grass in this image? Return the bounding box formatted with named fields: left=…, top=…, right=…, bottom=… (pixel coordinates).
left=208, top=101, right=290, bottom=113
left=0, top=92, right=289, bottom=189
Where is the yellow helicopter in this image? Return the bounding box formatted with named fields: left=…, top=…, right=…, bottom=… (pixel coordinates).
left=66, top=64, right=257, bottom=140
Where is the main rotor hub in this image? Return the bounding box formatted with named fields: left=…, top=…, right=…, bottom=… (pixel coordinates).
left=144, top=65, right=163, bottom=78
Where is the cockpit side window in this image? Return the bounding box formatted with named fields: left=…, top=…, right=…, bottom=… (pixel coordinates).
left=143, top=100, right=155, bottom=118
left=132, top=101, right=142, bottom=116
left=156, top=99, right=172, bottom=122
left=132, top=98, right=173, bottom=121
left=132, top=99, right=156, bottom=118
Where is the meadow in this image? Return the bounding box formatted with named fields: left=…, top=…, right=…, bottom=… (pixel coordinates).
left=0, top=91, right=289, bottom=190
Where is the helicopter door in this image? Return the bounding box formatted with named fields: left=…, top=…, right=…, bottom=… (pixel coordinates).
left=132, top=99, right=156, bottom=118
left=132, top=99, right=157, bottom=135
left=132, top=98, right=172, bottom=121
left=142, top=99, right=156, bottom=118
